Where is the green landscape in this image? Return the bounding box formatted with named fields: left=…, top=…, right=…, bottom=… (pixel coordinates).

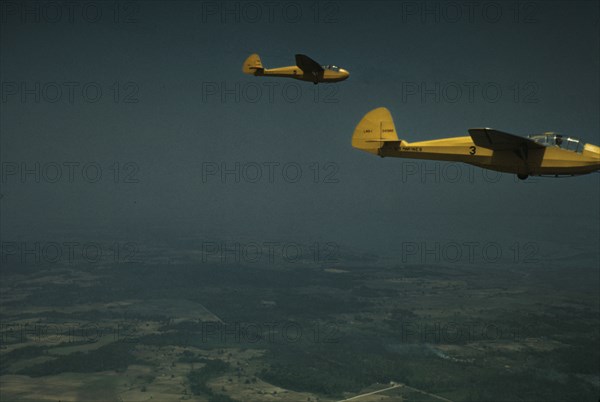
left=1, top=234, right=598, bottom=401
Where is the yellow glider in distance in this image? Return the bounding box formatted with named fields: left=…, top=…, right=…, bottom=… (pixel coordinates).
left=242, top=53, right=349, bottom=84
left=352, top=107, right=600, bottom=180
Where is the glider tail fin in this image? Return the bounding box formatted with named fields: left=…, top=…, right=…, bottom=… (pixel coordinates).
left=242, top=53, right=264, bottom=74
left=352, top=107, right=404, bottom=155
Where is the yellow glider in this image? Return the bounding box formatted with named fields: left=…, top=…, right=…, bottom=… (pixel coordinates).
left=242, top=53, right=349, bottom=84
left=352, top=107, right=600, bottom=180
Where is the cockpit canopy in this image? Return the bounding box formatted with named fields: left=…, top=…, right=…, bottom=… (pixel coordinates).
left=529, top=132, right=584, bottom=153
left=322, top=65, right=341, bottom=72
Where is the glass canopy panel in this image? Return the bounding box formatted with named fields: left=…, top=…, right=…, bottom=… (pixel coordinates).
left=528, top=133, right=583, bottom=153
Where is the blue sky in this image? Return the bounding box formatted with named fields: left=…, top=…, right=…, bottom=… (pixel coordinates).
left=1, top=0, right=598, bottom=260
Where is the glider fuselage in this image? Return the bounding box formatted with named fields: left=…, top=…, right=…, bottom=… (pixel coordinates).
left=352, top=107, right=600, bottom=179
left=252, top=66, right=349, bottom=83
left=242, top=53, right=349, bottom=84
left=378, top=136, right=600, bottom=177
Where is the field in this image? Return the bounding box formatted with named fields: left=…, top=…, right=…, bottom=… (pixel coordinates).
left=1, top=234, right=598, bottom=402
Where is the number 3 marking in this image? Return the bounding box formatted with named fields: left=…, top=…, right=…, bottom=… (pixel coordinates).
left=469, top=146, right=477, bottom=155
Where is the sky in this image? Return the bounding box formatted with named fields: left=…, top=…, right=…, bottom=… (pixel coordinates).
left=1, top=0, right=599, bottom=261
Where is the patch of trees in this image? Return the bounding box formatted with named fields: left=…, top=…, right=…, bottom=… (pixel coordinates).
left=187, top=359, right=237, bottom=401
left=18, top=342, right=139, bottom=377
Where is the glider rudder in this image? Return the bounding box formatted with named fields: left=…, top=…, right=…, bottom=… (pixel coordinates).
left=352, top=107, right=403, bottom=155
left=242, top=53, right=264, bottom=74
